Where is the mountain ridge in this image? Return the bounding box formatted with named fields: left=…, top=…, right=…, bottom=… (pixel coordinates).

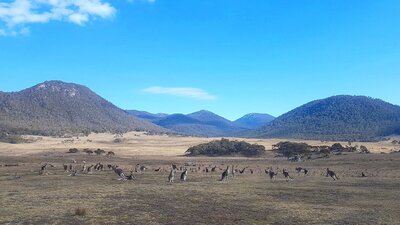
left=0, top=80, right=166, bottom=136
left=251, top=95, right=400, bottom=141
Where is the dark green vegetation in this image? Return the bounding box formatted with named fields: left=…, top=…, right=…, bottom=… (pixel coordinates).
left=0, top=81, right=166, bottom=136
left=253, top=95, right=400, bottom=141
left=273, top=141, right=370, bottom=159
left=1, top=153, right=399, bottom=225
left=186, top=138, right=266, bottom=157
left=233, top=113, right=275, bottom=129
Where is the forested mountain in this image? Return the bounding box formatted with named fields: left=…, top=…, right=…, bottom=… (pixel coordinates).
left=233, top=113, right=275, bottom=129
left=151, top=111, right=246, bottom=137
left=252, top=95, right=400, bottom=141
left=127, top=110, right=168, bottom=122
left=0, top=81, right=166, bottom=136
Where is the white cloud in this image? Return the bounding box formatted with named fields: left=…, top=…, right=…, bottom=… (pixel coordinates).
left=143, top=86, right=217, bottom=101
left=0, top=0, right=119, bottom=36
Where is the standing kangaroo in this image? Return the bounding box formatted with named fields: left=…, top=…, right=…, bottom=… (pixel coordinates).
left=266, top=169, right=278, bottom=180
left=180, top=169, right=188, bottom=182
left=168, top=169, right=175, bottom=183
left=220, top=166, right=230, bottom=181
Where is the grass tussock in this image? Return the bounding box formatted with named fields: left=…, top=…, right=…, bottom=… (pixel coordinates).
left=74, top=207, right=87, bottom=217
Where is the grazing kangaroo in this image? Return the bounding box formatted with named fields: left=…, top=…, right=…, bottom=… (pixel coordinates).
left=219, top=166, right=229, bottom=181
left=87, top=165, right=94, bottom=174
left=154, top=167, right=161, bottom=172
left=39, top=163, right=54, bottom=175
left=94, top=163, right=103, bottom=171
left=211, top=166, right=217, bottom=172
left=326, top=168, right=339, bottom=180
left=239, top=167, right=247, bottom=174
left=267, top=169, right=278, bottom=180
left=126, top=171, right=135, bottom=180
left=282, top=169, right=293, bottom=181
left=295, top=167, right=303, bottom=173
left=112, top=165, right=126, bottom=180
left=180, top=169, right=188, bottom=182
left=168, top=169, right=175, bottom=183
left=303, top=168, right=309, bottom=175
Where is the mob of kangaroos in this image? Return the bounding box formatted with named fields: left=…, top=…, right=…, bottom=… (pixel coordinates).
left=34, top=159, right=355, bottom=186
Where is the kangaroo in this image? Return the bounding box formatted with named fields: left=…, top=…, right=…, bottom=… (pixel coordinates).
left=211, top=166, right=217, bottom=172
left=63, top=164, right=69, bottom=172
left=180, top=169, right=188, bottom=182
left=326, top=168, right=339, bottom=180
left=295, top=167, right=303, bottom=173
left=126, top=171, right=135, bottom=180
left=81, top=161, right=87, bottom=173
left=168, top=169, right=175, bottom=183
left=39, top=163, right=54, bottom=175
left=87, top=165, right=94, bottom=174
left=303, top=168, right=309, bottom=175
left=231, top=166, right=236, bottom=178
left=267, top=169, right=278, bottom=180
left=154, top=167, right=161, bottom=172
left=219, top=166, right=229, bottom=181
left=239, top=167, right=247, bottom=174
left=112, top=165, right=126, bottom=181
left=135, top=164, right=141, bottom=173
left=282, top=169, right=293, bottom=181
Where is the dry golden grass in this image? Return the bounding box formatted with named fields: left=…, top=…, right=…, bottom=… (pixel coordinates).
left=1, top=133, right=400, bottom=225
left=0, top=132, right=398, bottom=157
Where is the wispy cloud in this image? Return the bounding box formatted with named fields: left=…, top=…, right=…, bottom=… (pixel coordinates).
left=0, top=0, right=155, bottom=36
left=143, top=86, right=217, bottom=101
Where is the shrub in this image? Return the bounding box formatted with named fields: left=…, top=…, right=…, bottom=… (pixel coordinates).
left=85, top=150, right=94, bottom=155
left=67, top=148, right=79, bottom=153
left=185, top=138, right=266, bottom=157
left=94, top=149, right=106, bottom=155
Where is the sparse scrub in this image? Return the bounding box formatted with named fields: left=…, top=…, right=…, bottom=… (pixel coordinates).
left=67, top=148, right=79, bottom=153
left=94, top=149, right=106, bottom=155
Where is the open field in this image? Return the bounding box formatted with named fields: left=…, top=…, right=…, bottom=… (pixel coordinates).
left=1, top=133, right=400, bottom=225
left=1, top=132, right=399, bottom=156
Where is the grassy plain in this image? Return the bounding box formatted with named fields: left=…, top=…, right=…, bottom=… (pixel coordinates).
left=1, top=132, right=400, bottom=225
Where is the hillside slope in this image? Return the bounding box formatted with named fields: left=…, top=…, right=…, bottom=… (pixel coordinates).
left=253, top=95, right=400, bottom=141
left=0, top=81, right=166, bottom=136
left=234, top=113, right=275, bottom=129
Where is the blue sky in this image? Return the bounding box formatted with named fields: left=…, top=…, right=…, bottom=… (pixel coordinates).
left=0, top=0, right=399, bottom=120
